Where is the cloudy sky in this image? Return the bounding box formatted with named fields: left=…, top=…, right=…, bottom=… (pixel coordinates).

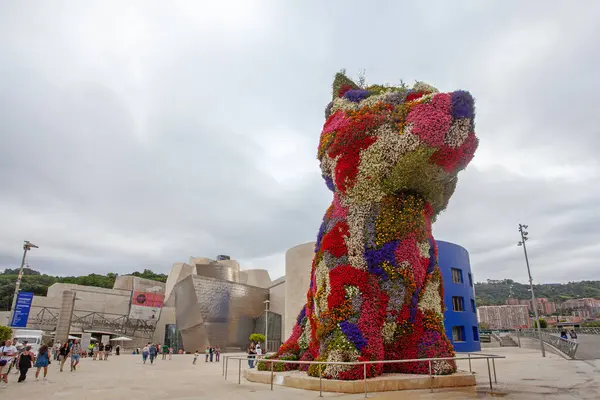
left=1, top=1, right=599, bottom=284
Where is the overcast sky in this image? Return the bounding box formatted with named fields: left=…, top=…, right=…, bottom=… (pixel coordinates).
left=1, top=1, right=599, bottom=284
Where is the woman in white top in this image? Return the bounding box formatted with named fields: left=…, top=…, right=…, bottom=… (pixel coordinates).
left=1, top=340, right=18, bottom=386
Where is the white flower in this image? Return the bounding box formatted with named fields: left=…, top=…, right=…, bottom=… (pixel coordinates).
left=345, top=204, right=370, bottom=270
left=315, top=259, right=330, bottom=318
left=382, top=322, right=397, bottom=344
left=417, top=241, right=431, bottom=258
left=444, top=118, right=471, bottom=148
left=346, top=124, right=421, bottom=205
left=330, top=97, right=359, bottom=114
left=345, top=285, right=360, bottom=298
left=324, top=349, right=359, bottom=377
left=418, top=276, right=443, bottom=315
left=412, top=81, right=439, bottom=94
left=298, top=320, right=312, bottom=351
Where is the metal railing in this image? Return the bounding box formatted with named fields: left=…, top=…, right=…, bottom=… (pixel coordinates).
left=28, top=307, right=158, bottom=339
left=491, top=332, right=502, bottom=344
left=222, top=353, right=505, bottom=397
left=522, top=327, right=600, bottom=335
left=519, top=330, right=579, bottom=358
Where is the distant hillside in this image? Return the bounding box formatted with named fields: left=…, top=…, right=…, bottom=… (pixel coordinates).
left=475, top=279, right=600, bottom=306
left=0, top=268, right=167, bottom=311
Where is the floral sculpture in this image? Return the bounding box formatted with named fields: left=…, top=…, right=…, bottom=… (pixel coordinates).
left=263, top=72, right=478, bottom=380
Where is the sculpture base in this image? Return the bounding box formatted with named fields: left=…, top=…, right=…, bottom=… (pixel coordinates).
left=246, top=369, right=476, bottom=394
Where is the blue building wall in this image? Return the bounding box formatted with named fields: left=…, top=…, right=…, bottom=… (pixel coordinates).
left=437, top=240, right=481, bottom=352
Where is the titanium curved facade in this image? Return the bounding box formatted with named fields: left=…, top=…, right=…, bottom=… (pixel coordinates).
left=437, top=240, right=481, bottom=352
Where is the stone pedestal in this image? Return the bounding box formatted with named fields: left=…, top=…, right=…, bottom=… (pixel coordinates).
left=55, top=290, right=76, bottom=344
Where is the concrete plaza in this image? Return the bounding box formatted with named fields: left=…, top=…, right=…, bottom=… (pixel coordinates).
left=1, top=347, right=599, bottom=399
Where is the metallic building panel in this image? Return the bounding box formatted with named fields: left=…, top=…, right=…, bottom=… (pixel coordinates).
left=174, top=275, right=270, bottom=351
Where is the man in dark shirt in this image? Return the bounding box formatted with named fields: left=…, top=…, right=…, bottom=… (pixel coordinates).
left=103, top=343, right=112, bottom=360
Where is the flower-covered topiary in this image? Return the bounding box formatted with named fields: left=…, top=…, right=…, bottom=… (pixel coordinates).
left=273, top=72, right=478, bottom=380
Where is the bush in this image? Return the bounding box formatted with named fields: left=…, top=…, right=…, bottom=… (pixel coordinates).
left=0, top=325, right=11, bottom=342
left=257, top=354, right=299, bottom=372
left=249, top=333, right=266, bottom=343
left=532, top=319, right=548, bottom=329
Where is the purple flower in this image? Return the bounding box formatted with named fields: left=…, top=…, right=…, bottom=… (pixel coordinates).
left=325, top=101, right=333, bottom=119
left=323, top=174, right=335, bottom=191
left=427, top=237, right=436, bottom=274
left=386, top=92, right=406, bottom=105
left=365, top=240, right=402, bottom=280
left=315, top=219, right=328, bottom=253
left=344, top=89, right=370, bottom=103
left=451, top=90, right=474, bottom=119
left=339, top=321, right=367, bottom=351
left=297, top=306, right=307, bottom=325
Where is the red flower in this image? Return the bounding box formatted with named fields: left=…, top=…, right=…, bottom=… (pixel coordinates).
left=406, top=91, right=425, bottom=102
left=320, top=221, right=350, bottom=258
left=338, top=84, right=353, bottom=97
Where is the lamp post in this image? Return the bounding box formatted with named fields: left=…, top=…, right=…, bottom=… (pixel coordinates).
left=9, top=241, right=38, bottom=326
left=517, top=224, right=545, bottom=357
left=264, top=300, right=270, bottom=353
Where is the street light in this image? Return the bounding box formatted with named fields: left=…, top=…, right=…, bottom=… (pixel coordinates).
left=9, top=241, right=39, bottom=326
left=264, top=300, right=270, bottom=353
left=517, top=224, right=545, bottom=357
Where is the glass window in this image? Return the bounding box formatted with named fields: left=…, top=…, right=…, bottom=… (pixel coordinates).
left=452, top=326, right=465, bottom=342
left=472, top=326, right=480, bottom=341
left=451, top=268, right=463, bottom=284
left=452, top=296, right=465, bottom=312
left=471, top=298, right=476, bottom=313
left=468, top=273, right=473, bottom=287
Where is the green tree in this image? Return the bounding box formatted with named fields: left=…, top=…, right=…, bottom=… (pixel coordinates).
left=0, top=325, right=11, bottom=342
left=249, top=333, right=266, bottom=344
left=532, top=318, right=548, bottom=329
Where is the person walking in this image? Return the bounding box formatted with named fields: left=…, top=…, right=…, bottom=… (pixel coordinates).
left=17, top=346, right=34, bottom=383
left=58, top=343, right=70, bottom=372
left=53, top=342, right=60, bottom=361
left=209, top=347, right=214, bottom=362
left=115, top=344, right=120, bottom=356
left=142, top=344, right=150, bottom=364
left=1, top=339, right=18, bottom=387
left=34, top=344, right=50, bottom=380
left=168, top=347, right=173, bottom=360
left=560, top=330, right=568, bottom=339
left=570, top=330, right=578, bottom=341
left=92, top=343, right=98, bottom=360
left=104, top=343, right=112, bottom=360
left=148, top=343, right=157, bottom=365
left=215, top=346, right=220, bottom=362
left=247, top=344, right=256, bottom=369
left=204, top=347, right=209, bottom=362
left=70, top=340, right=81, bottom=371
left=97, top=342, right=104, bottom=360
left=193, top=350, right=199, bottom=365
left=162, top=344, right=168, bottom=360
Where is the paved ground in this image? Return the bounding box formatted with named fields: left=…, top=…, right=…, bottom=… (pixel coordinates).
left=572, top=335, right=600, bottom=360
left=0, top=348, right=599, bottom=399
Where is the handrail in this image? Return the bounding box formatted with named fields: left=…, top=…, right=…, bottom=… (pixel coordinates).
left=222, top=353, right=504, bottom=397
left=519, top=330, right=579, bottom=358
left=519, top=327, right=600, bottom=335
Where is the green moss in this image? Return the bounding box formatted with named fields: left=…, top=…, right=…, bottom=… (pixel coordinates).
left=382, top=146, right=449, bottom=213
left=332, top=72, right=358, bottom=99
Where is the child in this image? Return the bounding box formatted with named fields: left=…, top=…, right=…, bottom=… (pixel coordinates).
left=193, top=350, right=199, bottom=365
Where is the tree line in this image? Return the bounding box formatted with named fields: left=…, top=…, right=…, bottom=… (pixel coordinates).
left=475, top=279, right=600, bottom=306
left=0, top=268, right=168, bottom=311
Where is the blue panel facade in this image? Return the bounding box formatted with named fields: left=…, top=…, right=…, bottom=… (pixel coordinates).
left=437, top=240, right=481, bottom=352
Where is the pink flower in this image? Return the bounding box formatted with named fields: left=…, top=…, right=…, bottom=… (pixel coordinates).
left=406, top=93, right=452, bottom=147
